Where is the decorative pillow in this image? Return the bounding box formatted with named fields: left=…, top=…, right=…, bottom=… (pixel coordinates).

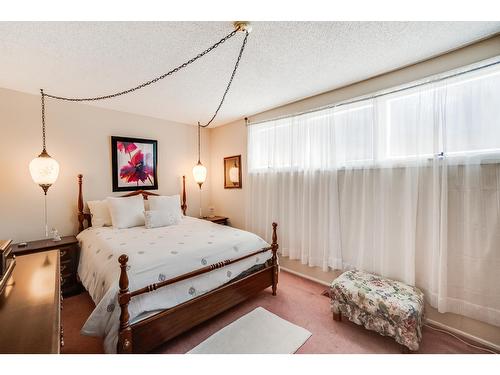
left=148, top=195, right=182, bottom=221
left=144, top=210, right=181, bottom=229
left=107, top=195, right=145, bottom=229
left=87, top=200, right=112, bottom=228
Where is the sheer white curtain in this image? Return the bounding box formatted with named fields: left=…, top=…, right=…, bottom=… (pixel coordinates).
left=246, top=111, right=343, bottom=270
left=247, top=61, right=500, bottom=327
left=427, top=67, right=500, bottom=325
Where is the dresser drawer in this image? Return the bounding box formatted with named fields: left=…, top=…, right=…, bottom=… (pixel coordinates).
left=58, top=244, right=81, bottom=297
left=60, top=259, right=72, bottom=274
left=59, top=245, right=75, bottom=262
left=61, top=275, right=71, bottom=288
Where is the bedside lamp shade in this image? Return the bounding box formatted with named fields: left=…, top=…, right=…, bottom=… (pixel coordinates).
left=192, top=161, right=207, bottom=187
left=193, top=123, right=207, bottom=189
left=29, top=150, right=60, bottom=194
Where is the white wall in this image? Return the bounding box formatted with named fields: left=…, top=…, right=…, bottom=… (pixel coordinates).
left=0, top=88, right=211, bottom=242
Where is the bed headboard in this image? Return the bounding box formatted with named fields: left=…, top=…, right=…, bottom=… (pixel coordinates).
left=77, top=174, right=187, bottom=233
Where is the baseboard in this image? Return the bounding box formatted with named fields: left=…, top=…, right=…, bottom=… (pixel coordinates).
left=425, top=318, right=500, bottom=353
left=281, top=266, right=500, bottom=353
left=280, top=266, right=331, bottom=287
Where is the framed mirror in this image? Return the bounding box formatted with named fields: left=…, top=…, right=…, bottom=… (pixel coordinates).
left=224, top=155, right=242, bottom=189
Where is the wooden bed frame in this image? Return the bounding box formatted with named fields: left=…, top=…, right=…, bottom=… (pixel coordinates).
left=76, top=174, right=279, bottom=353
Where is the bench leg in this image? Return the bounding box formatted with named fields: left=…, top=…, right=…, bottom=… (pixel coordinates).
left=332, top=312, right=342, bottom=322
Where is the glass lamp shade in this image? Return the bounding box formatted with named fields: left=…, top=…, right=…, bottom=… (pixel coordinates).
left=229, top=166, right=239, bottom=183
left=29, top=151, right=60, bottom=190
left=192, top=161, right=207, bottom=187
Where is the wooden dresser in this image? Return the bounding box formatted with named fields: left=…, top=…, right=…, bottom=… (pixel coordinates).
left=13, top=236, right=81, bottom=297
left=0, top=250, right=61, bottom=353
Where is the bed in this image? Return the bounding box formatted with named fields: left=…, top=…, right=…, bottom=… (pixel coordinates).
left=76, top=174, right=279, bottom=353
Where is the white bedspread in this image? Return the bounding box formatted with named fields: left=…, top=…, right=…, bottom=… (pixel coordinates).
left=76, top=216, right=271, bottom=353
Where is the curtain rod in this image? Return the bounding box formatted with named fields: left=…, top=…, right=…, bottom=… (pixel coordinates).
left=246, top=57, right=500, bottom=126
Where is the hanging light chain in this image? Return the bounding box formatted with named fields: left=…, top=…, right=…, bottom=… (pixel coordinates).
left=40, top=88, right=46, bottom=152
left=42, top=28, right=240, bottom=102
left=197, top=122, right=201, bottom=163
left=40, top=25, right=250, bottom=131
left=198, top=30, right=249, bottom=128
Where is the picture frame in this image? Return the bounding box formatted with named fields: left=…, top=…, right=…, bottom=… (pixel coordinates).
left=224, top=155, right=242, bottom=189
left=111, top=136, right=158, bottom=192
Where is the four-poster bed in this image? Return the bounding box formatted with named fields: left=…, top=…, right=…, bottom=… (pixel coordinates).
left=76, top=174, right=279, bottom=353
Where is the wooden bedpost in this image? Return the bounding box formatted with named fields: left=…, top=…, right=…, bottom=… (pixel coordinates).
left=117, top=254, right=133, bottom=354
left=271, top=222, right=279, bottom=296
left=181, top=175, right=187, bottom=215
left=77, top=174, right=85, bottom=233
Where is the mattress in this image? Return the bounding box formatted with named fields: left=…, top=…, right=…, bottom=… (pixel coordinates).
left=76, top=216, right=271, bottom=353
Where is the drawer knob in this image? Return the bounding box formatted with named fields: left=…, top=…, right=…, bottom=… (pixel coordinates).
left=60, top=250, right=67, bottom=258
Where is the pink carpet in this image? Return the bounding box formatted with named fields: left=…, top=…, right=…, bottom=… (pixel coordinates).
left=61, top=271, right=492, bottom=354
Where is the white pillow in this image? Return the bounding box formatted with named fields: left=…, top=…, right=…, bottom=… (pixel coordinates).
left=144, top=210, right=181, bottom=229
left=87, top=200, right=112, bottom=228
left=148, top=195, right=182, bottom=221
left=107, top=195, right=145, bottom=229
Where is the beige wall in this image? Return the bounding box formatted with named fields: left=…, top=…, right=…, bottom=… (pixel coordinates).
left=208, top=119, right=247, bottom=229
left=0, top=88, right=211, bottom=243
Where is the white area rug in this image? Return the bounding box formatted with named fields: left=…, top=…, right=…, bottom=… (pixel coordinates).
left=187, top=307, right=312, bottom=354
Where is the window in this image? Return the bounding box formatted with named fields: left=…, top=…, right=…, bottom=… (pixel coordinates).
left=248, top=60, right=500, bottom=172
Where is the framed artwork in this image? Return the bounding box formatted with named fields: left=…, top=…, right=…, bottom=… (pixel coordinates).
left=224, top=155, right=242, bottom=189
left=111, top=136, right=158, bottom=192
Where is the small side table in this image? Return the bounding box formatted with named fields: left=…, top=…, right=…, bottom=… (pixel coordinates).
left=202, top=216, right=229, bottom=225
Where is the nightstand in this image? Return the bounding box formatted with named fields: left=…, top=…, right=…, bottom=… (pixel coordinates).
left=202, top=216, right=229, bottom=225
left=13, top=236, right=81, bottom=297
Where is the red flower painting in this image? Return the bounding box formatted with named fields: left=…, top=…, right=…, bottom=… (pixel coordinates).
left=120, top=150, right=154, bottom=183
left=117, top=141, right=137, bottom=154
left=112, top=137, right=157, bottom=192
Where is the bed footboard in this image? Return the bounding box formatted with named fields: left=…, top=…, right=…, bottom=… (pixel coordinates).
left=117, top=222, right=279, bottom=354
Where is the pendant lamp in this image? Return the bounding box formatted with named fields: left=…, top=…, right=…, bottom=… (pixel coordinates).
left=29, top=89, right=60, bottom=237
left=192, top=123, right=207, bottom=218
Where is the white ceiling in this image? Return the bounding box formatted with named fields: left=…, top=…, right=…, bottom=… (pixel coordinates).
left=0, top=21, right=499, bottom=126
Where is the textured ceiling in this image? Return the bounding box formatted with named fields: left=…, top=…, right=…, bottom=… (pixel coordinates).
left=0, top=21, right=499, bottom=126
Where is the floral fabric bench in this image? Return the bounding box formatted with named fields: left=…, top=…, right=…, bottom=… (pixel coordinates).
left=330, top=270, right=424, bottom=351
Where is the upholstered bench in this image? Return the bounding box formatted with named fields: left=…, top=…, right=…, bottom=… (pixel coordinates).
left=330, top=270, right=424, bottom=352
